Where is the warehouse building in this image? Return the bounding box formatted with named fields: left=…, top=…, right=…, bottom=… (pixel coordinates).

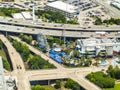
left=45, top=1, right=79, bottom=18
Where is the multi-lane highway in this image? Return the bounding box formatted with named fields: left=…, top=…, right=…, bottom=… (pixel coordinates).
left=0, top=34, right=31, bottom=90
left=0, top=16, right=120, bottom=31
left=0, top=16, right=120, bottom=38
left=0, top=24, right=119, bottom=38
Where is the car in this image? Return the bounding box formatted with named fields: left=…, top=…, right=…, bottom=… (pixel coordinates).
left=16, top=65, right=19, bottom=69
left=17, top=28, right=20, bottom=30
left=20, top=66, right=22, bottom=69
left=88, top=26, right=91, bottom=28
left=78, top=26, right=83, bottom=28
left=8, top=19, right=12, bottom=22
left=83, top=27, right=86, bottom=29
left=106, top=25, right=108, bottom=27
left=54, top=25, right=57, bottom=27
left=19, top=65, right=22, bottom=69
left=42, top=24, right=45, bottom=26
left=1, top=26, right=5, bottom=27
left=54, top=24, right=62, bottom=27
left=32, top=29, right=35, bottom=31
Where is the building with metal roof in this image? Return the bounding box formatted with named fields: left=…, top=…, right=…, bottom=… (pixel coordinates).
left=45, top=1, right=79, bottom=18
left=111, top=0, right=120, bottom=9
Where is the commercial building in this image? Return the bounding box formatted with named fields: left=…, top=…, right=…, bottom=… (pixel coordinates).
left=45, top=1, right=79, bottom=18
left=111, top=0, right=120, bottom=9
left=12, top=13, right=25, bottom=20
left=0, top=56, right=6, bottom=90
left=76, top=37, right=120, bottom=57
left=0, top=56, right=18, bottom=90
left=12, top=12, right=33, bottom=20
left=5, top=76, right=18, bottom=90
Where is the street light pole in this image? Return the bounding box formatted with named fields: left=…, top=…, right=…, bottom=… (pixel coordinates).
left=63, top=24, right=66, bottom=46
left=32, top=1, right=35, bottom=21
left=63, top=2, right=67, bottom=46
left=5, top=32, right=7, bottom=37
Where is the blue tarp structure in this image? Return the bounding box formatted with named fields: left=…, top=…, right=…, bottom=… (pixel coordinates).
left=50, top=49, right=66, bottom=56
left=49, top=49, right=63, bottom=63
left=49, top=54, right=62, bottom=63
left=49, top=49, right=70, bottom=63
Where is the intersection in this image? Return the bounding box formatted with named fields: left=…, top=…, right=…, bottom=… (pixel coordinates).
left=1, top=34, right=102, bottom=90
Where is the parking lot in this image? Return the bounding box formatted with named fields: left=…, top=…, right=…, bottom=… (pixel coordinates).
left=77, top=5, right=111, bottom=26
left=62, top=0, right=98, bottom=11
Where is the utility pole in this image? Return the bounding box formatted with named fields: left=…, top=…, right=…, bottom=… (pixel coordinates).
left=32, top=1, right=35, bottom=21
left=5, top=32, right=7, bottom=37
left=63, top=24, right=66, bottom=46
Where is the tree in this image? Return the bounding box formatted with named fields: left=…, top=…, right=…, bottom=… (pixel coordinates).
left=29, top=35, right=33, bottom=43
left=19, top=34, right=33, bottom=44
left=64, top=78, right=80, bottom=90
left=84, top=60, right=91, bottom=67
left=115, top=19, right=120, bottom=25
left=28, top=55, right=55, bottom=69
left=21, top=44, right=30, bottom=61
left=27, top=54, right=34, bottom=62
left=19, top=33, right=23, bottom=38
left=35, top=10, right=66, bottom=23
left=67, top=17, right=79, bottom=24
left=54, top=80, right=61, bottom=89
left=72, top=84, right=80, bottom=90
left=107, top=65, right=120, bottom=79
left=80, top=56, right=86, bottom=66
left=115, top=69, right=120, bottom=79
left=32, top=85, right=45, bottom=90
left=107, top=65, right=113, bottom=73
left=0, top=8, right=23, bottom=17
left=3, top=59, right=10, bottom=71
left=12, top=40, right=30, bottom=61
left=7, top=36, right=13, bottom=42
left=95, top=18, right=102, bottom=25
left=28, top=55, right=41, bottom=69
left=12, top=40, right=22, bottom=52
left=47, top=36, right=64, bottom=47
left=73, top=49, right=80, bottom=58
left=86, top=71, right=115, bottom=88
left=0, top=40, right=3, bottom=49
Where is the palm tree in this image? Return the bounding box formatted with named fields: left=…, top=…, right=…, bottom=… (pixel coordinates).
left=81, top=56, right=85, bottom=66
left=98, top=51, right=102, bottom=57
left=95, top=56, right=103, bottom=66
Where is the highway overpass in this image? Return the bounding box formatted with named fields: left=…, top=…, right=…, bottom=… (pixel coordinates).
left=0, top=16, right=120, bottom=31
left=0, top=24, right=120, bottom=38
left=0, top=16, right=120, bottom=38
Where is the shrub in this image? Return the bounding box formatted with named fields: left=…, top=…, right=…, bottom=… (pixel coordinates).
left=86, top=71, right=115, bottom=88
